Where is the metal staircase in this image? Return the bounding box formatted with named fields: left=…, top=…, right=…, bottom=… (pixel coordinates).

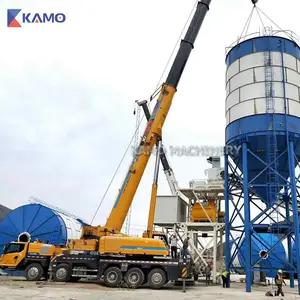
left=264, top=50, right=279, bottom=208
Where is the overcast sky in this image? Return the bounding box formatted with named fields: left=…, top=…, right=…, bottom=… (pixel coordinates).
left=0, top=0, right=299, bottom=236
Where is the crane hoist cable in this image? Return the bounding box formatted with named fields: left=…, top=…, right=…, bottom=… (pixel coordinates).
left=255, top=6, right=300, bottom=43
left=238, top=4, right=300, bottom=48
left=90, top=121, right=142, bottom=224
left=254, top=6, right=265, bottom=29
left=244, top=8, right=254, bottom=38
left=237, top=6, right=255, bottom=44
left=90, top=1, right=199, bottom=225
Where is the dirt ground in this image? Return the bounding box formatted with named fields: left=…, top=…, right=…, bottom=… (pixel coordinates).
left=0, top=277, right=300, bottom=300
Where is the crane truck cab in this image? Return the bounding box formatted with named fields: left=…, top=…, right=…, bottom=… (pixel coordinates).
left=0, top=241, right=67, bottom=281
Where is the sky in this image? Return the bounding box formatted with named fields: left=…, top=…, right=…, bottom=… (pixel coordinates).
left=0, top=0, right=299, bottom=236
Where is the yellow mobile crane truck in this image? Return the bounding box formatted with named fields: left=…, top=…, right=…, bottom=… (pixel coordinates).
left=49, top=0, right=212, bottom=289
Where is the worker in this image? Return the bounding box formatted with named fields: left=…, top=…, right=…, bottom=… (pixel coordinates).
left=221, top=269, right=229, bottom=288
left=205, top=263, right=212, bottom=286
left=34, top=238, right=39, bottom=243
left=169, top=234, right=177, bottom=259
left=274, top=269, right=286, bottom=296
left=182, top=236, right=190, bottom=259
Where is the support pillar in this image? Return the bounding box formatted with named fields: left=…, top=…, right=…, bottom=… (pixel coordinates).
left=224, top=152, right=230, bottom=287
left=242, top=142, right=252, bottom=293
left=288, top=140, right=300, bottom=295
left=213, top=227, right=217, bottom=284
left=220, top=228, right=224, bottom=274
left=285, top=187, right=294, bottom=288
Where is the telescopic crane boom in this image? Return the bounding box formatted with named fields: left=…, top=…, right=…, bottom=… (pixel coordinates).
left=137, top=100, right=189, bottom=200
left=104, top=0, right=211, bottom=233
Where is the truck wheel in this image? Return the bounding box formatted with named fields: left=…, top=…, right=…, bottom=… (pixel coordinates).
left=148, top=268, right=166, bottom=289
left=103, top=267, right=122, bottom=288
left=25, top=263, right=44, bottom=281
left=53, top=263, right=71, bottom=282
left=124, top=268, right=144, bottom=288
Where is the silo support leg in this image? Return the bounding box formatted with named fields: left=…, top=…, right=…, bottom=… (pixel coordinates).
left=242, top=142, right=252, bottom=293
left=288, top=141, right=300, bottom=295
left=224, top=153, right=231, bottom=288
left=213, top=227, right=217, bottom=284
left=284, top=186, right=294, bottom=288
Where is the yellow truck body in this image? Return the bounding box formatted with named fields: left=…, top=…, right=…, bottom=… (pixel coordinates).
left=99, top=235, right=169, bottom=256
left=0, top=241, right=67, bottom=281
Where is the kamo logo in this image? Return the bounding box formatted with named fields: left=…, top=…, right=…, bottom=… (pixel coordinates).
left=7, top=9, right=66, bottom=27
left=7, top=9, right=21, bottom=27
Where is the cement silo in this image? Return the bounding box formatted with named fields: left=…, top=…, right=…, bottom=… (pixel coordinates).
left=223, top=31, right=300, bottom=293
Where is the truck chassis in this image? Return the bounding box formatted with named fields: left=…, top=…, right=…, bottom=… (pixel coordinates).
left=49, top=254, right=193, bottom=289
left=1, top=254, right=51, bottom=281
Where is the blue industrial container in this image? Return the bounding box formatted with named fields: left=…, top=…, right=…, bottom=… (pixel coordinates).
left=237, top=233, right=286, bottom=277
left=0, top=203, right=86, bottom=254
left=225, top=36, right=300, bottom=207
left=224, top=31, right=300, bottom=293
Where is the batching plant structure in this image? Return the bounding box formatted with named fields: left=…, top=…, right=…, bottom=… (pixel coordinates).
left=224, top=29, right=300, bottom=293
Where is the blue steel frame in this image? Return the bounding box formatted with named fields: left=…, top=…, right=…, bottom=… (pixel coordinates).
left=225, top=34, right=300, bottom=294
left=224, top=143, right=300, bottom=293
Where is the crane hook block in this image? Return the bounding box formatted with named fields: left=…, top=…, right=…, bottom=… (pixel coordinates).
left=251, top=0, right=258, bottom=5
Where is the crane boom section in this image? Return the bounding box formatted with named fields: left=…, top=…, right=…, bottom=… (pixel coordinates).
left=105, top=84, right=176, bottom=231
left=105, top=0, right=211, bottom=232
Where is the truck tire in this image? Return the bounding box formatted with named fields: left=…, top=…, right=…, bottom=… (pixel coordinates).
left=25, top=263, right=44, bottom=281
left=53, top=263, right=71, bottom=282
left=148, top=268, right=166, bottom=289
left=124, top=267, right=144, bottom=288
left=103, top=266, right=122, bottom=288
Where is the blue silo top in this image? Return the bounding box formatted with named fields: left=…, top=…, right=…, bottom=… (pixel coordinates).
left=226, top=35, right=300, bottom=68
